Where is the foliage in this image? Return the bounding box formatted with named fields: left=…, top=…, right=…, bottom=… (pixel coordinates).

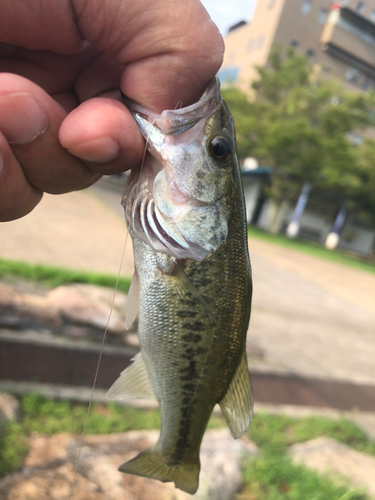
left=222, top=46, right=375, bottom=223
left=0, top=257, right=131, bottom=292
left=355, top=139, right=375, bottom=224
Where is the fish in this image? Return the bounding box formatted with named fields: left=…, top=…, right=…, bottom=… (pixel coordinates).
left=107, top=77, right=253, bottom=495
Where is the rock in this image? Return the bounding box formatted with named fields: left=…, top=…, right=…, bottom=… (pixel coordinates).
left=0, top=282, right=135, bottom=343
left=0, top=393, right=19, bottom=433
left=196, top=429, right=258, bottom=500
left=47, top=284, right=127, bottom=334
left=0, top=429, right=258, bottom=500
left=288, top=437, right=375, bottom=497
left=124, top=333, right=140, bottom=348
left=0, top=283, right=61, bottom=331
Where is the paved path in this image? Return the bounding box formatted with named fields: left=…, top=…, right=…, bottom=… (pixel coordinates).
left=1, top=179, right=375, bottom=389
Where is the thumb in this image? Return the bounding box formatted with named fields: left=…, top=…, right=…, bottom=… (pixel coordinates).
left=73, top=0, right=224, bottom=111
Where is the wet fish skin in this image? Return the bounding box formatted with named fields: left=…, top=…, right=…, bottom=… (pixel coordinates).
left=108, top=79, right=252, bottom=494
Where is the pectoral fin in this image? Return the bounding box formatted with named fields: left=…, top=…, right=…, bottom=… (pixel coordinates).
left=125, top=270, right=139, bottom=330
left=106, top=352, right=157, bottom=401
left=219, top=352, right=253, bottom=438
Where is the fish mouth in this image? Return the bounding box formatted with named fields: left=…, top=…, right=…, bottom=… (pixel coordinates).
left=122, top=78, right=220, bottom=136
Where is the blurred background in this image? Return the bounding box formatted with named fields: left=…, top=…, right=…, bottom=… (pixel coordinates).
left=1, top=1, right=375, bottom=499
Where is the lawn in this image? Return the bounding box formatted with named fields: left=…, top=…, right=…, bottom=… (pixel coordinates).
left=248, top=226, right=375, bottom=275
left=1, top=394, right=374, bottom=499
left=0, top=257, right=131, bottom=292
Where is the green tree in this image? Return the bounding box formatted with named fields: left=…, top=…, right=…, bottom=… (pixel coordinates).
left=222, top=47, right=375, bottom=232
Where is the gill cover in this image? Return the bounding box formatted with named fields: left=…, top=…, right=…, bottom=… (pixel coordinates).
left=122, top=78, right=236, bottom=262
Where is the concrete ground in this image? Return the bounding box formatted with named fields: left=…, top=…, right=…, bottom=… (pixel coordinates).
left=1, top=178, right=375, bottom=388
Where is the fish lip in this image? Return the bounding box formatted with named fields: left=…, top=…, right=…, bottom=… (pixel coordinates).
left=122, top=78, right=220, bottom=136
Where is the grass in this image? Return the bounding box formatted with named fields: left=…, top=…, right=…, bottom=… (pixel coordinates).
left=1, top=394, right=375, bottom=500
left=235, top=413, right=375, bottom=500
left=236, top=451, right=367, bottom=500
left=248, top=226, right=375, bottom=275
left=0, top=257, right=131, bottom=292
left=248, top=413, right=375, bottom=456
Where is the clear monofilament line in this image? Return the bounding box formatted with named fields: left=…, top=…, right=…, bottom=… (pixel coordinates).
left=68, top=229, right=129, bottom=499
left=69, top=120, right=153, bottom=499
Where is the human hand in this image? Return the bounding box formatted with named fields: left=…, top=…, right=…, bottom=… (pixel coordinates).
left=0, top=0, right=223, bottom=221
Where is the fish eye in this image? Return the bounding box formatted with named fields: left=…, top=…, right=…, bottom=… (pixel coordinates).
left=208, top=136, right=234, bottom=164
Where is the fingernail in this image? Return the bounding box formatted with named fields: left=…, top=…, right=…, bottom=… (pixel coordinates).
left=68, top=137, right=119, bottom=163
left=0, top=93, right=47, bottom=144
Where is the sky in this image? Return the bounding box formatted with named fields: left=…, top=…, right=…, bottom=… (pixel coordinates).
left=200, top=0, right=257, bottom=35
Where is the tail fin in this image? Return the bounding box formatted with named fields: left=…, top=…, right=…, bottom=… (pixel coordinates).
left=119, top=447, right=200, bottom=495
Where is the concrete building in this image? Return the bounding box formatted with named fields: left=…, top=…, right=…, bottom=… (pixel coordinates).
left=220, top=0, right=375, bottom=95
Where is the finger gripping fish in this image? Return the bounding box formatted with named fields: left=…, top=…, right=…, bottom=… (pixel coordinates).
left=107, top=78, right=253, bottom=495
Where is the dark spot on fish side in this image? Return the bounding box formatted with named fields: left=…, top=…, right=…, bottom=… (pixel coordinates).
left=195, top=277, right=213, bottom=287
left=181, top=333, right=202, bottom=343
left=180, top=360, right=199, bottom=381
left=181, top=350, right=195, bottom=360
left=176, top=310, right=198, bottom=318
left=182, top=321, right=205, bottom=332
left=183, top=383, right=196, bottom=392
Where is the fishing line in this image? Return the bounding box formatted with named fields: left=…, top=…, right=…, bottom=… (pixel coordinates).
left=69, top=228, right=128, bottom=499
left=69, top=112, right=153, bottom=499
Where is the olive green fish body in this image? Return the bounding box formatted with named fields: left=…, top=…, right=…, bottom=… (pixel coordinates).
left=107, top=79, right=253, bottom=494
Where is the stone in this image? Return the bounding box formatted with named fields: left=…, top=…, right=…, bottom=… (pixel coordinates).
left=47, top=284, right=127, bottom=334
left=0, top=283, right=61, bottom=331
left=195, top=429, right=258, bottom=500
left=288, top=437, right=375, bottom=497
left=0, top=429, right=258, bottom=500
left=0, top=393, right=19, bottom=433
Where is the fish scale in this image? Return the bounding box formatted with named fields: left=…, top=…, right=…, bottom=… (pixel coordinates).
left=107, top=78, right=253, bottom=494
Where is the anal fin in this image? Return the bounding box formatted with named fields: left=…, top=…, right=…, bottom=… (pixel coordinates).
left=219, top=352, right=253, bottom=439
left=106, top=352, right=157, bottom=401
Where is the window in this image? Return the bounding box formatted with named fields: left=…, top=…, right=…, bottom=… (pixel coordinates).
left=218, top=67, right=240, bottom=84
left=317, top=8, right=328, bottom=23
left=306, top=48, right=315, bottom=57
left=258, top=34, right=265, bottom=49
left=301, top=0, right=312, bottom=15
left=363, top=77, right=375, bottom=89
left=356, top=1, right=365, bottom=14
left=370, top=9, right=375, bottom=21
left=345, top=66, right=359, bottom=82
left=290, top=40, right=299, bottom=47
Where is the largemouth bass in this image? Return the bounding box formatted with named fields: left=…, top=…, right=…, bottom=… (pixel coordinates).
left=107, top=78, right=253, bottom=494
